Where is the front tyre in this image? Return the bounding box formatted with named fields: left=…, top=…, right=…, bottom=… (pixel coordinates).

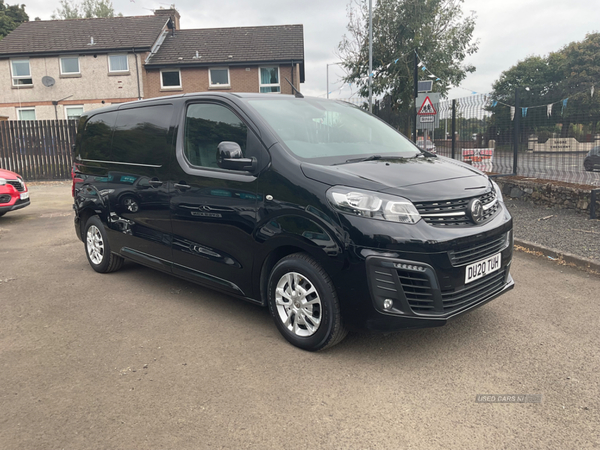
left=267, top=253, right=347, bottom=351
left=84, top=216, right=123, bottom=273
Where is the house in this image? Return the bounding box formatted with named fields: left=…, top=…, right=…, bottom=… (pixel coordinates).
left=0, top=9, right=305, bottom=121
left=143, top=24, right=304, bottom=98
left=0, top=12, right=172, bottom=120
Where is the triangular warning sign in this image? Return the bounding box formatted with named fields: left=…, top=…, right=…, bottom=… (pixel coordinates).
left=418, top=96, right=437, bottom=115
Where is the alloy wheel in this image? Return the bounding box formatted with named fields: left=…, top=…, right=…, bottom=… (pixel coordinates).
left=86, top=225, right=105, bottom=265
left=275, top=272, right=322, bottom=337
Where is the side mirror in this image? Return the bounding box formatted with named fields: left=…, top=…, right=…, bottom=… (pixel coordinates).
left=217, top=141, right=257, bottom=172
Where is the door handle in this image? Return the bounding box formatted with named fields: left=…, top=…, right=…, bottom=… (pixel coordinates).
left=148, top=179, right=163, bottom=187
left=174, top=182, right=191, bottom=191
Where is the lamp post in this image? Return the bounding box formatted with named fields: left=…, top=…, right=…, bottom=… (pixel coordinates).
left=368, top=0, right=373, bottom=113
left=326, top=62, right=343, bottom=99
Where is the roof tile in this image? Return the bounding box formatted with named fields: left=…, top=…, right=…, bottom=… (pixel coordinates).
left=0, top=16, right=168, bottom=56
left=146, top=24, right=304, bottom=66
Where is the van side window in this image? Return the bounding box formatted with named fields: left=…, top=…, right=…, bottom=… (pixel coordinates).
left=112, top=105, right=174, bottom=166
left=184, top=103, right=248, bottom=168
left=80, top=112, right=117, bottom=161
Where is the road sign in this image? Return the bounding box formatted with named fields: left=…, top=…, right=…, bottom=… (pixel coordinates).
left=416, top=93, right=440, bottom=129
left=418, top=96, right=437, bottom=115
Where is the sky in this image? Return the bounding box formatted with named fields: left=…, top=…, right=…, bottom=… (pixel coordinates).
left=21, top=0, right=600, bottom=101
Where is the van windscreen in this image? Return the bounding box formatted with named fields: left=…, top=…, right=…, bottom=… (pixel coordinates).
left=247, top=98, right=419, bottom=164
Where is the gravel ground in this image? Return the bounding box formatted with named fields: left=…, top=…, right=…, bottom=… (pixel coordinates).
left=506, top=198, right=600, bottom=261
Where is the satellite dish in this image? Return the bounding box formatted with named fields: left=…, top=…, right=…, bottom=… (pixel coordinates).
left=42, top=76, right=55, bottom=87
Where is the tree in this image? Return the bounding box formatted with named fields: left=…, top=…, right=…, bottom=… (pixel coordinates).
left=0, top=0, right=28, bottom=39
left=51, top=0, right=121, bottom=19
left=490, top=33, right=600, bottom=138
left=338, top=0, right=478, bottom=132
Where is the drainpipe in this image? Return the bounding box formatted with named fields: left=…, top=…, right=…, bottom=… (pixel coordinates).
left=133, top=49, right=142, bottom=100
left=291, top=60, right=294, bottom=92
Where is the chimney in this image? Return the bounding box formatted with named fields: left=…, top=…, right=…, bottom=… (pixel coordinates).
left=154, top=7, right=180, bottom=30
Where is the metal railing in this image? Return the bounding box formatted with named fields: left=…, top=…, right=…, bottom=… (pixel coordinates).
left=352, top=93, right=600, bottom=188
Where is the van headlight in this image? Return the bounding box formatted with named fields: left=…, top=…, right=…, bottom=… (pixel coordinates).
left=327, top=186, right=421, bottom=224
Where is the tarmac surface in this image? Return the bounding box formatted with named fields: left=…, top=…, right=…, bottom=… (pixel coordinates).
left=0, top=183, right=599, bottom=449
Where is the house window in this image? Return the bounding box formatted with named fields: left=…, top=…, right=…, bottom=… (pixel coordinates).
left=209, top=68, right=230, bottom=87
left=11, top=59, right=33, bottom=86
left=108, top=54, right=129, bottom=73
left=17, top=108, right=36, bottom=121
left=161, top=70, right=181, bottom=89
left=259, top=67, right=280, bottom=93
left=65, top=106, right=84, bottom=120
left=60, top=56, right=80, bottom=75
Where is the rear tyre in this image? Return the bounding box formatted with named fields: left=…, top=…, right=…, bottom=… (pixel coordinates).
left=267, top=253, right=347, bottom=351
left=84, top=216, right=123, bottom=273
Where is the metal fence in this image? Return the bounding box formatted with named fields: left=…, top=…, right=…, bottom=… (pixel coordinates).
left=356, top=93, right=600, bottom=188
left=3, top=96, right=600, bottom=188
left=0, top=120, right=77, bottom=181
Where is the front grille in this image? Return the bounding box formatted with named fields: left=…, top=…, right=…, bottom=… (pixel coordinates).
left=415, top=188, right=500, bottom=227
left=441, top=269, right=506, bottom=312
left=6, top=179, right=24, bottom=192
left=449, top=233, right=507, bottom=266
left=396, top=268, right=506, bottom=314
left=397, top=269, right=435, bottom=312
left=0, top=194, right=11, bottom=203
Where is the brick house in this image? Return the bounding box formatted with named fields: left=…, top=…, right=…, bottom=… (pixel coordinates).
left=143, top=22, right=305, bottom=97
left=0, top=9, right=305, bottom=121
left=0, top=13, right=171, bottom=120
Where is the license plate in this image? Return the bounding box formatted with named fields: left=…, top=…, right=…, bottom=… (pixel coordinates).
left=20, top=192, right=29, bottom=200
left=465, top=253, right=501, bottom=284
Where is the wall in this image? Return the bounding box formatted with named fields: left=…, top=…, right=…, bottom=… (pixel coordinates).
left=496, top=177, right=600, bottom=216
left=529, top=137, right=600, bottom=153
left=144, top=63, right=301, bottom=98
left=0, top=53, right=144, bottom=120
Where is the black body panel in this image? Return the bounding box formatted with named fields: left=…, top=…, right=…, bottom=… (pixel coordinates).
left=73, top=92, right=514, bottom=333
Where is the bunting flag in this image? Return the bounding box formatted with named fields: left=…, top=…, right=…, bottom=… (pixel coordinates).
left=547, top=104, right=553, bottom=117
left=491, top=100, right=498, bottom=107
left=522, top=107, right=528, bottom=117
left=510, top=106, right=515, bottom=121
left=562, top=98, right=569, bottom=114
left=592, top=85, right=595, bottom=97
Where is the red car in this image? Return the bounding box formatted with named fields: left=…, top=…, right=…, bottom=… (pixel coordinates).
left=0, top=168, right=30, bottom=217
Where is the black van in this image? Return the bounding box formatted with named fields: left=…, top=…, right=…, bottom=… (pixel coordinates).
left=73, top=92, right=514, bottom=351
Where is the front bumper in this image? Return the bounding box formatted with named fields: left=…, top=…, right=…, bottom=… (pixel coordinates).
left=334, top=229, right=514, bottom=332
left=359, top=274, right=514, bottom=332
left=0, top=197, right=30, bottom=213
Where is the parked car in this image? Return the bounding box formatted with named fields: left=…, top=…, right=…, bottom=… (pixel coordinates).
left=416, top=137, right=436, bottom=153
left=584, top=146, right=600, bottom=171
left=73, top=93, right=514, bottom=351
left=0, top=168, right=30, bottom=217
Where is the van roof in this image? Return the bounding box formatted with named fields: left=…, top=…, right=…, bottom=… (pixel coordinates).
left=80, top=92, right=344, bottom=122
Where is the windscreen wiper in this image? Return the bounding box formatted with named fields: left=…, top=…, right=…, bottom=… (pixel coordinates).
left=336, top=155, right=384, bottom=165
left=419, top=149, right=437, bottom=158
